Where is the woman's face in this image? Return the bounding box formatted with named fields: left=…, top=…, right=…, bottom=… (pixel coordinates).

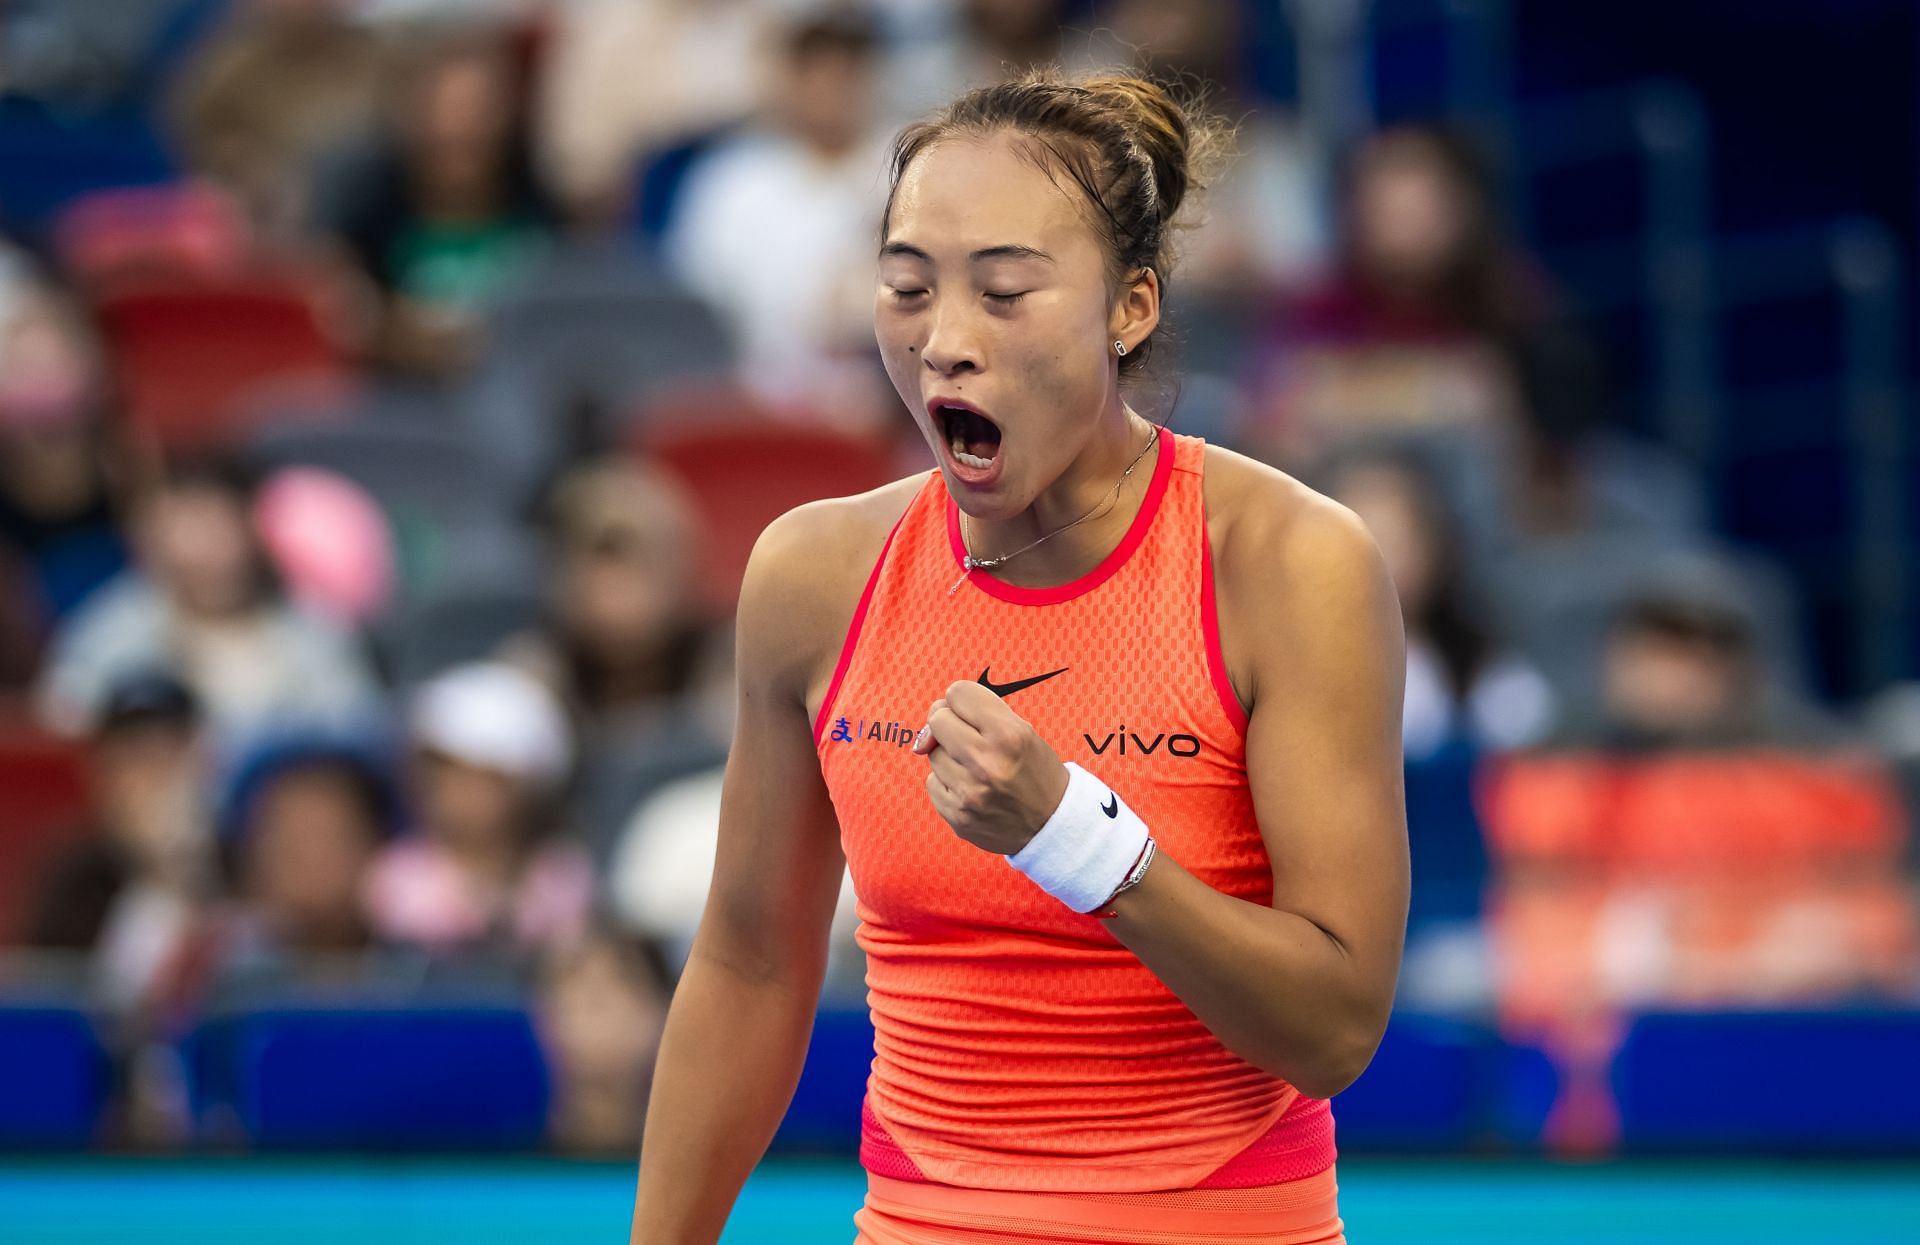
left=142, top=483, right=264, bottom=617
left=244, top=766, right=380, bottom=945
left=561, top=530, right=684, bottom=662
left=1350, top=141, right=1470, bottom=287
left=416, top=751, right=525, bottom=853
left=875, top=132, right=1135, bottom=520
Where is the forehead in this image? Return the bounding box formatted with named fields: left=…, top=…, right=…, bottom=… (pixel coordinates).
left=886, top=132, right=1103, bottom=263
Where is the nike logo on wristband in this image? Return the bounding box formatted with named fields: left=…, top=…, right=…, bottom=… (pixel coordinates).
left=1101, top=794, right=1118, bottom=818
left=977, top=666, right=1068, bottom=698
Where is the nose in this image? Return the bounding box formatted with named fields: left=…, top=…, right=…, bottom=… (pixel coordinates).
left=921, top=302, right=981, bottom=377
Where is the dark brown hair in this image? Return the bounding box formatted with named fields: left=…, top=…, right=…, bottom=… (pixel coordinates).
left=882, top=68, right=1232, bottom=376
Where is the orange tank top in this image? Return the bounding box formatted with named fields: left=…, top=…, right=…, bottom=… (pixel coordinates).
left=813, top=431, right=1335, bottom=1194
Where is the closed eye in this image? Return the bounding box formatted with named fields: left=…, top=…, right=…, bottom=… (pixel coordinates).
left=986, top=292, right=1027, bottom=306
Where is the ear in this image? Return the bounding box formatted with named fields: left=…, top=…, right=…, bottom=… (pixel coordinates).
left=1108, top=267, right=1161, bottom=355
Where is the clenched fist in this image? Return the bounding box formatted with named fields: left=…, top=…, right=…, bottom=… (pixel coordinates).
left=912, top=680, right=1070, bottom=855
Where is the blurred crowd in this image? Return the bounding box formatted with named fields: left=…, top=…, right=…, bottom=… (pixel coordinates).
left=1, top=0, right=1916, bottom=1157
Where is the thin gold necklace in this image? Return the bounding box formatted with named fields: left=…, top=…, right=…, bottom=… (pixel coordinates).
left=948, top=422, right=1162, bottom=596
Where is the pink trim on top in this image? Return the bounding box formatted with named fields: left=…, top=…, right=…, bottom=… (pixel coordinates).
left=861, top=1092, right=1336, bottom=1189
left=811, top=510, right=908, bottom=746
left=944, top=427, right=1176, bottom=607
left=861, top=1098, right=932, bottom=1182
left=1200, top=511, right=1251, bottom=737
left=1192, top=1095, right=1338, bottom=1188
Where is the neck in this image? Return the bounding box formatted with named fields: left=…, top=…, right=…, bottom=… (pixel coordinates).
left=963, top=400, right=1159, bottom=588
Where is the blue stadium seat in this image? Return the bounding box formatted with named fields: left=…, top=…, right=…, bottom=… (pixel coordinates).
left=1490, top=1038, right=1561, bottom=1149
left=1331, top=1012, right=1489, bottom=1150
left=773, top=1010, right=1505, bottom=1157
left=0, top=1006, right=111, bottom=1148
left=1613, top=1009, right=1920, bottom=1151
left=191, top=1007, right=550, bottom=1150
left=773, top=1008, right=874, bottom=1153
left=1402, top=740, right=1489, bottom=931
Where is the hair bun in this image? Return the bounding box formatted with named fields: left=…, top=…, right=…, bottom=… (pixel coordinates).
left=1082, top=75, right=1217, bottom=228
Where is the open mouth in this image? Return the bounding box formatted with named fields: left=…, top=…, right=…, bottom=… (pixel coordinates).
left=936, top=403, right=1002, bottom=470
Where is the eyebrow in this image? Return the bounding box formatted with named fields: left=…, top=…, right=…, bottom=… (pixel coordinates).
left=880, top=242, right=1055, bottom=264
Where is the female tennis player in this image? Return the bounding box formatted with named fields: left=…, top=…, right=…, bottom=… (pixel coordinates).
left=631, top=70, right=1408, bottom=1245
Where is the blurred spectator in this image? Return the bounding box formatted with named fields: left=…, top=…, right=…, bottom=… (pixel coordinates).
left=662, top=6, right=894, bottom=423
left=535, top=0, right=771, bottom=226
left=28, top=671, right=214, bottom=1015
left=503, top=460, right=728, bottom=852
left=960, top=0, right=1069, bottom=79
left=875, top=0, right=1071, bottom=123
left=315, top=24, right=556, bottom=379
left=1243, top=124, right=1547, bottom=467
left=1077, top=0, right=1328, bottom=300
left=169, top=0, right=385, bottom=240
left=87, top=725, right=407, bottom=1148
left=0, top=284, right=130, bottom=643
left=511, top=461, right=705, bottom=720
left=35, top=457, right=379, bottom=742
left=1556, top=569, right=1835, bottom=752
left=208, top=728, right=401, bottom=970
left=364, top=662, right=593, bottom=960
left=534, top=921, right=671, bottom=1153
left=1324, top=446, right=1553, bottom=762
left=1480, top=576, right=1919, bottom=1151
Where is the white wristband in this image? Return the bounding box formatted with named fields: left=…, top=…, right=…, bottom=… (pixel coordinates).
left=1006, top=762, right=1151, bottom=913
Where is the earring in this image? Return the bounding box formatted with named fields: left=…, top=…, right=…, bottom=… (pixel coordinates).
left=1114, top=340, right=1128, bottom=356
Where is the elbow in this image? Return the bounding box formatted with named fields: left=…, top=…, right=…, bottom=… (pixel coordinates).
left=1294, top=1051, right=1370, bottom=1101
left=1279, top=1020, right=1387, bottom=1102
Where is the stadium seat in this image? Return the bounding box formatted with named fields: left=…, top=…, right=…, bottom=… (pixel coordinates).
left=189, top=1006, right=550, bottom=1150
left=95, top=273, right=353, bottom=451
left=1403, top=740, right=1490, bottom=930
left=772, top=1008, right=875, bottom=1153
left=742, top=1009, right=1512, bottom=1158
left=463, top=243, right=736, bottom=500
left=639, top=415, right=899, bottom=616
left=0, top=1007, right=111, bottom=1148
left=1613, top=1009, right=1920, bottom=1151
left=0, top=716, right=93, bottom=945
left=1331, top=1012, right=1489, bottom=1150
left=380, top=578, right=549, bottom=690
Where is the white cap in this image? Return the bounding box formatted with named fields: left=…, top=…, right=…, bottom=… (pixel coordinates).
left=409, top=662, right=573, bottom=790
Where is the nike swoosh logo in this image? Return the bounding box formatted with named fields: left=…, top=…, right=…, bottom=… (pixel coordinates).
left=977, top=666, right=1068, bottom=698
left=1101, top=794, right=1118, bottom=819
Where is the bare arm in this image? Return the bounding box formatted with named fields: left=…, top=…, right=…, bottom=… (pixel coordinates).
left=629, top=501, right=877, bottom=1244
left=1097, top=476, right=1409, bottom=1098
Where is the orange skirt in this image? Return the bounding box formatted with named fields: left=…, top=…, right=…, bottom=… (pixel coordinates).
left=851, top=1167, right=1346, bottom=1245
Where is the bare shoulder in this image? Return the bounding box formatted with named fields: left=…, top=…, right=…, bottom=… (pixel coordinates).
left=1200, top=443, right=1379, bottom=581
left=735, top=473, right=926, bottom=705
left=1199, top=444, right=1399, bottom=709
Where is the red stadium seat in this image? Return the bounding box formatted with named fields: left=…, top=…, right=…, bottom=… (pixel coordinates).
left=0, top=713, right=92, bottom=945
left=637, top=403, right=899, bottom=616
left=94, top=272, right=355, bottom=452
